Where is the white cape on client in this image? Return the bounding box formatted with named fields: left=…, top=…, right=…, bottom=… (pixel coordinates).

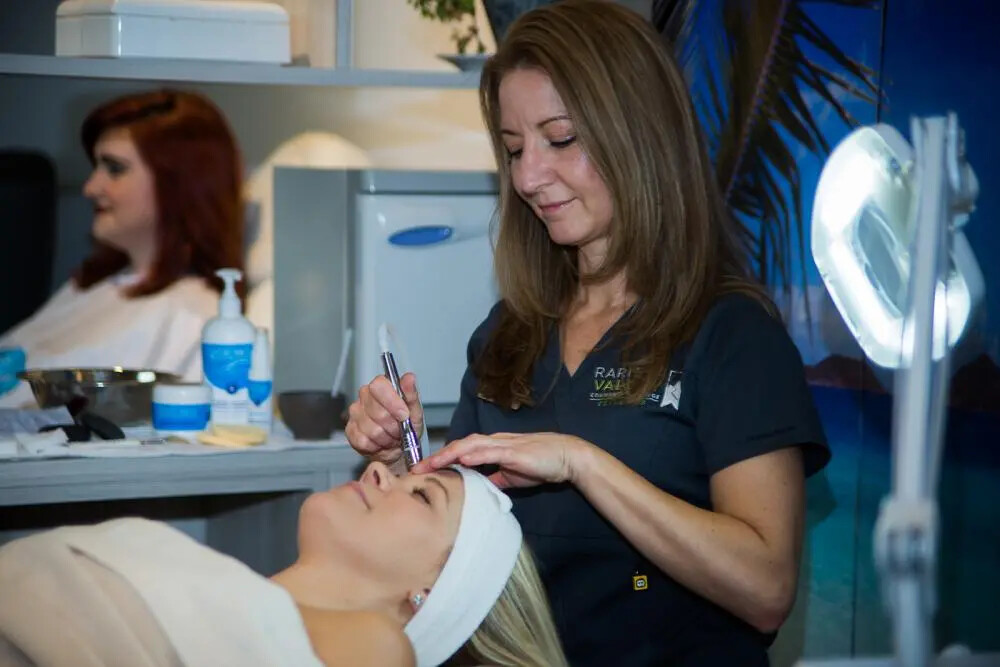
left=0, top=518, right=322, bottom=667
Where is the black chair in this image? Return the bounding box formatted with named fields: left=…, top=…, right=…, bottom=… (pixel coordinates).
left=0, top=150, right=57, bottom=336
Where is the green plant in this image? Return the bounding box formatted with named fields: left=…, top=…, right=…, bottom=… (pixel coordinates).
left=407, top=0, right=487, bottom=54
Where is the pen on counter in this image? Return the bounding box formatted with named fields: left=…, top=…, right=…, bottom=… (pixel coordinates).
left=378, top=323, right=423, bottom=470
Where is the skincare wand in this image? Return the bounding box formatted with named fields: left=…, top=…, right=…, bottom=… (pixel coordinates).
left=378, top=324, right=423, bottom=469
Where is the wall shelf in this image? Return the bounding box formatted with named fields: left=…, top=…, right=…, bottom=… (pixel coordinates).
left=0, top=53, right=482, bottom=89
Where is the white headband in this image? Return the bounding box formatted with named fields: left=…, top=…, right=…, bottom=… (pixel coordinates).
left=403, top=465, right=522, bottom=667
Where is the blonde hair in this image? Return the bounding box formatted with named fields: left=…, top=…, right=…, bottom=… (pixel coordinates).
left=449, top=543, right=567, bottom=667
left=475, top=0, right=770, bottom=407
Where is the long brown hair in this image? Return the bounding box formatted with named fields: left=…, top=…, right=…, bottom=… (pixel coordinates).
left=75, top=89, right=244, bottom=297
left=476, top=0, right=770, bottom=406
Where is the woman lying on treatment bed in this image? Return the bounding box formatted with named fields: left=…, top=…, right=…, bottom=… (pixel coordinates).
left=0, top=464, right=567, bottom=667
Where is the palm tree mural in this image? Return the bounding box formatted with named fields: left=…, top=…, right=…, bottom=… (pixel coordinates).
left=652, top=0, right=881, bottom=319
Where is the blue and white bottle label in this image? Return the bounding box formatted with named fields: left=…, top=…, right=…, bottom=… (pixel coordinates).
left=248, top=379, right=273, bottom=406
left=203, top=342, right=252, bottom=424
left=203, top=343, right=252, bottom=394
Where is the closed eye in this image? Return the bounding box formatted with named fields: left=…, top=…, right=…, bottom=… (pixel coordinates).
left=506, top=136, right=575, bottom=162
left=412, top=488, right=431, bottom=505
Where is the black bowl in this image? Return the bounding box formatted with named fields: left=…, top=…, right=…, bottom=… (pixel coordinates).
left=278, top=390, right=347, bottom=440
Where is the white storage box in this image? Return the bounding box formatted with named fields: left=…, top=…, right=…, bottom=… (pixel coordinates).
left=55, top=0, right=291, bottom=63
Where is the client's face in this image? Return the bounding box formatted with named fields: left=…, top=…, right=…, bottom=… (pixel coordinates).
left=298, top=463, right=464, bottom=592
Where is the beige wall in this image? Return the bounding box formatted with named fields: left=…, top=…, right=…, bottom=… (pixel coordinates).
left=348, top=0, right=496, bottom=168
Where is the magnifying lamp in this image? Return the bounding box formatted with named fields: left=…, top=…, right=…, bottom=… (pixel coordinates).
left=798, top=114, right=998, bottom=667
left=811, top=122, right=983, bottom=368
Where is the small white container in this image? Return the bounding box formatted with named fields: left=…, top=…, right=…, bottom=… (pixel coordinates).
left=55, top=0, right=291, bottom=64
left=152, top=382, right=211, bottom=433
left=248, top=326, right=273, bottom=432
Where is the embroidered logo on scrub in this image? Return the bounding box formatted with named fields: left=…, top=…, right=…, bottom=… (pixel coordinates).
left=659, top=370, right=683, bottom=409
left=589, top=366, right=630, bottom=405
left=640, top=370, right=684, bottom=409
left=633, top=574, right=649, bottom=591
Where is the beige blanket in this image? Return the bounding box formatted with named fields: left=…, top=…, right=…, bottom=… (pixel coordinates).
left=0, top=518, right=322, bottom=667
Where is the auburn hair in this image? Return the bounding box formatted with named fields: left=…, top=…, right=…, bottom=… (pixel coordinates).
left=75, top=89, right=244, bottom=297
left=475, top=0, right=771, bottom=407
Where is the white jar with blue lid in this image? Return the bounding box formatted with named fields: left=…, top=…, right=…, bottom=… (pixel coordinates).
left=152, top=383, right=212, bottom=434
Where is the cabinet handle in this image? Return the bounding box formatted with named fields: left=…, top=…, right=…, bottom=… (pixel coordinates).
left=388, top=225, right=454, bottom=246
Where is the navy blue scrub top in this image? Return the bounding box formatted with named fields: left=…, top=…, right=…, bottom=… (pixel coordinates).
left=448, top=294, right=830, bottom=667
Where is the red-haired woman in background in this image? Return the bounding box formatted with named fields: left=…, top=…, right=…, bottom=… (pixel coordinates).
left=0, top=89, right=244, bottom=407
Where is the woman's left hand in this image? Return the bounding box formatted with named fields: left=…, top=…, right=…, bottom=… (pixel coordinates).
left=411, top=432, right=591, bottom=489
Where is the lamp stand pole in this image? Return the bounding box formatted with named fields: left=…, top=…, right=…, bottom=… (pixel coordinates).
left=799, top=115, right=996, bottom=667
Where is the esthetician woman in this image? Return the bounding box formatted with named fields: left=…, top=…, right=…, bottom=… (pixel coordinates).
left=345, top=2, right=830, bottom=665
left=0, top=89, right=244, bottom=407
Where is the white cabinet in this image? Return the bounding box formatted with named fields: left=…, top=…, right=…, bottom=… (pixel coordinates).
left=354, top=188, right=498, bottom=414
left=272, top=168, right=498, bottom=427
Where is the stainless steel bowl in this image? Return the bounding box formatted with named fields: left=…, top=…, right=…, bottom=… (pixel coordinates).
left=17, top=368, right=181, bottom=426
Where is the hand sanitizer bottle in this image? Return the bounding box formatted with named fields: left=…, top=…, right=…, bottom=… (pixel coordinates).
left=202, top=268, right=255, bottom=425
left=248, top=326, right=273, bottom=433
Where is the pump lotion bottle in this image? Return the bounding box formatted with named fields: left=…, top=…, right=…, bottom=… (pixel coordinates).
left=202, top=268, right=255, bottom=426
